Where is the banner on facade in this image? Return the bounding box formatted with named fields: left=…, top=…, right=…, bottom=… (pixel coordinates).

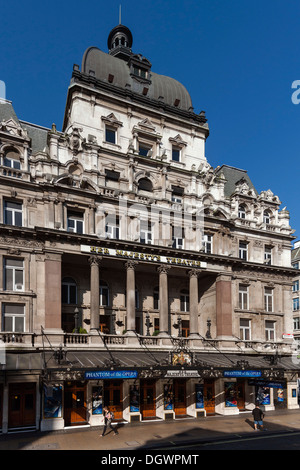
left=165, top=370, right=200, bottom=378
left=85, top=370, right=138, bottom=380
left=223, top=370, right=262, bottom=378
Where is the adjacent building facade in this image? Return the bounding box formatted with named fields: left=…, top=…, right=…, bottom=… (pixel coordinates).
left=0, top=23, right=298, bottom=433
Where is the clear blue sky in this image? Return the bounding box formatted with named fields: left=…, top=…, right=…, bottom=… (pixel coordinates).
left=1, top=0, right=299, bottom=242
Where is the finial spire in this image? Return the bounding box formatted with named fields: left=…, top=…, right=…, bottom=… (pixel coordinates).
left=119, top=5, right=122, bottom=24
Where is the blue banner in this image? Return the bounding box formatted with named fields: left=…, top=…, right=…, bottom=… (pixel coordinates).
left=224, top=370, right=261, bottom=378
left=85, top=370, right=138, bottom=380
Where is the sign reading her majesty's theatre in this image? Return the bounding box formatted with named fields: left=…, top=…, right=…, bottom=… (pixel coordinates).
left=81, top=245, right=207, bottom=268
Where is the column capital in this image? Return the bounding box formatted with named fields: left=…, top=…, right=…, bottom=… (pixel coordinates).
left=188, top=268, right=200, bottom=278
left=88, top=255, right=102, bottom=266
left=125, top=260, right=138, bottom=270
left=157, top=264, right=171, bottom=275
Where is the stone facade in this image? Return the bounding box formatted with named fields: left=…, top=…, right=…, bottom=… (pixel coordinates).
left=0, top=24, right=298, bottom=433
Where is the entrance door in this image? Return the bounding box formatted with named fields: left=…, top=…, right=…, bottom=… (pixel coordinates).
left=103, top=380, right=123, bottom=420
left=237, top=380, right=245, bottom=410
left=174, top=379, right=186, bottom=416
left=64, top=381, right=87, bottom=426
left=8, top=383, right=36, bottom=429
left=140, top=379, right=156, bottom=419
left=204, top=380, right=215, bottom=414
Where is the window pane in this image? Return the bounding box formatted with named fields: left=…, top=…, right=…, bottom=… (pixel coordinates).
left=5, top=269, right=13, bottom=290
left=4, top=316, right=13, bottom=331
left=106, top=128, right=116, bottom=144
left=14, top=316, right=24, bottom=332
left=14, top=211, right=22, bottom=227
left=69, top=285, right=77, bottom=304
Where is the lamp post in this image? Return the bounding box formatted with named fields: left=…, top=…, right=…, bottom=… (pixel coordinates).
left=145, top=312, right=152, bottom=336
left=206, top=318, right=212, bottom=339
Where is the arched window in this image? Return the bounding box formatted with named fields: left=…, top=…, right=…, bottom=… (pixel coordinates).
left=180, top=289, right=189, bottom=312
left=263, top=210, right=271, bottom=224
left=3, top=148, right=21, bottom=170
left=100, top=280, right=109, bottom=306
left=238, top=204, right=246, bottom=219
left=138, top=178, right=152, bottom=192
left=62, top=277, right=77, bottom=304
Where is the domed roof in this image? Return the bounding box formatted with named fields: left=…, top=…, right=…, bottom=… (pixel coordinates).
left=81, top=26, right=193, bottom=111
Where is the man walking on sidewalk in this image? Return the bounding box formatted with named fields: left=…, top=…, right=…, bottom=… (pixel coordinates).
left=252, top=403, right=265, bottom=431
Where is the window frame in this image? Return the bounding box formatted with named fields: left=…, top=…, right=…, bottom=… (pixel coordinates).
left=180, top=289, right=190, bottom=312
left=62, top=277, right=77, bottom=304
left=265, top=320, right=276, bottom=341
left=239, top=241, right=248, bottom=261
left=238, top=284, right=249, bottom=310
left=67, top=210, right=84, bottom=234
left=240, top=318, right=251, bottom=341
left=2, top=303, right=25, bottom=333
left=264, top=287, right=274, bottom=312
left=4, top=200, right=23, bottom=227
left=4, top=258, right=24, bottom=292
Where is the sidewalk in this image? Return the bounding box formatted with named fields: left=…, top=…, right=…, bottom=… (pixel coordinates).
left=1, top=409, right=300, bottom=451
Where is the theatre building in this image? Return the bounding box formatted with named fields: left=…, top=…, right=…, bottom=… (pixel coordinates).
left=0, top=23, right=298, bottom=433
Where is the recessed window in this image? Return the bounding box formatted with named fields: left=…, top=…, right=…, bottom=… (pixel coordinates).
left=264, top=287, right=273, bottom=312
left=180, top=289, right=189, bottom=312
left=67, top=211, right=84, bottom=234
left=3, top=150, right=21, bottom=170
left=238, top=204, right=246, bottom=219
left=100, top=280, right=109, bottom=307
left=153, top=286, right=159, bottom=310
left=139, top=143, right=152, bottom=157
left=202, top=234, right=213, bottom=254
left=138, top=178, right=152, bottom=192
left=240, top=319, right=251, bottom=340
left=140, top=220, right=152, bottom=244
left=105, top=215, right=120, bottom=240
left=239, top=241, right=248, bottom=260
left=265, top=320, right=275, bottom=341
left=293, top=297, right=300, bottom=311
left=172, top=147, right=180, bottom=162
left=263, top=210, right=271, bottom=224
left=2, top=303, right=25, bottom=332
left=4, top=258, right=24, bottom=291
left=239, top=285, right=248, bottom=310
left=4, top=201, right=22, bottom=227
left=293, top=280, right=299, bottom=292
left=105, top=126, right=116, bottom=144
left=172, top=225, right=184, bottom=249
left=62, top=277, right=77, bottom=304
left=264, top=246, right=272, bottom=264
left=293, top=317, right=300, bottom=330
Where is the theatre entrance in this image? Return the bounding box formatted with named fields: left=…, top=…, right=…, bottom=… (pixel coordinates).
left=174, top=379, right=186, bottom=416
left=103, top=380, right=123, bottom=420
left=140, top=379, right=156, bottom=419
left=64, top=381, right=87, bottom=426
left=204, top=380, right=215, bottom=415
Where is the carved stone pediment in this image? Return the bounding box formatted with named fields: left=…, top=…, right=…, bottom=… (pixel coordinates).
left=0, top=118, right=29, bottom=140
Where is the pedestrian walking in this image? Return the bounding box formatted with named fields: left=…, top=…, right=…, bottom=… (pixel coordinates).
left=101, top=406, right=118, bottom=436
left=252, top=403, right=265, bottom=431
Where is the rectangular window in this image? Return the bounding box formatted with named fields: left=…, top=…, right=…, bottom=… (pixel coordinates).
left=265, top=320, right=275, bottom=341
left=2, top=303, right=25, bottom=332
left=171, top=186, right=184, bottom=203
left=293, top=262, right=299, bottom=269
left=264, top=246, right=272, bottom=264
left=264, top=287, right=273, bottom=312
left=138, top=143, right=152, bottom=157
left=172, top=147, right=180, bottom=162
left=180, top=291, right=189, bottom=312
left=239, top=242, right=248, bottom=260
left=293, top=297, right=300, bottom=311
left=67, top=211, right=84, bottom=234
left=240, top=319, right=251, bottom=340
left=105, top=215, right=120, bottom=240
left=172, top=227, right=184, bottom=250
left=4, top=201, right=22, bottom=227
left=105, top=127, right=116, bottom=144
left=140, top=220, right=152, bottom=244
left=293, top=280, right=299, bottom=292
left=293, top=317, right=300, bottom=330
left=4, top=156, right=21, bottom=169
left=4, top=258, right=24, bottom=291
left=239, top=285, right=248, bottom=310
left=202, top=234, right=213, bottom=254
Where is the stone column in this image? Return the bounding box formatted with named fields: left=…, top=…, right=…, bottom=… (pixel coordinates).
left=157, top=265, right=170, bottom=336
left=125, top=260, right=138, bottom=334
left=189, top=269, right=199, bottom=337
left=89, top=255, right=102, bottom=330
left=216, top=274, right=233, bottom=338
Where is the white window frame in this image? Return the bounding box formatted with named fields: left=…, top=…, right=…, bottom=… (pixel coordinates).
left=202, top=234, right=213, bottom=254
left=293, top=317, right=300, bottom=330
left=239, top=241, right=248, bottom=261
left=238, top=205, right=246, bottom=219
left=4, top=201, right=23, bottom=227
left=264, top=246, right=272, bottom=264
left=105, top=216, right=120, bottom=240
left=140, top=220, right=152, bottom=245
left=100, top=280, right=110, bottom=307
left=239, top=284, right=249, bottom=310
left=265, top=320, right=276, bottom=341
left=263, top=210, right=270, bottom=224
left=67, top=211, right=84, bottom=234
left=240, top=319, right=251, bottom=340
left=293, top=280, right=299, bottom=292
left=2, top=303, right=25, bottom=332
left=180, top=289, right=189, bottom=312
left=4, top=258, right=24, bottom=292
left=264, top=287, right=274, bottom=312
left=293, top=297, right=300, bottom=312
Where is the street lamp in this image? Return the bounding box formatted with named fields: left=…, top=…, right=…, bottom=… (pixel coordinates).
left=145, top=312, right=152, bottom=336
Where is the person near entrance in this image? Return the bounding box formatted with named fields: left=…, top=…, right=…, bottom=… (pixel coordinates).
left=252, top=403, right=265, bottom=431
left=101, top=406, right=118, bottom=436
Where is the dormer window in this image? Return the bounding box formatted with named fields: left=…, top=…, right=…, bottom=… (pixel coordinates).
left=3, top=149, right=21, bottom=170
left=238, top=204, right=246, bottom=219
left=133, top=67, right=148, bottom=79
